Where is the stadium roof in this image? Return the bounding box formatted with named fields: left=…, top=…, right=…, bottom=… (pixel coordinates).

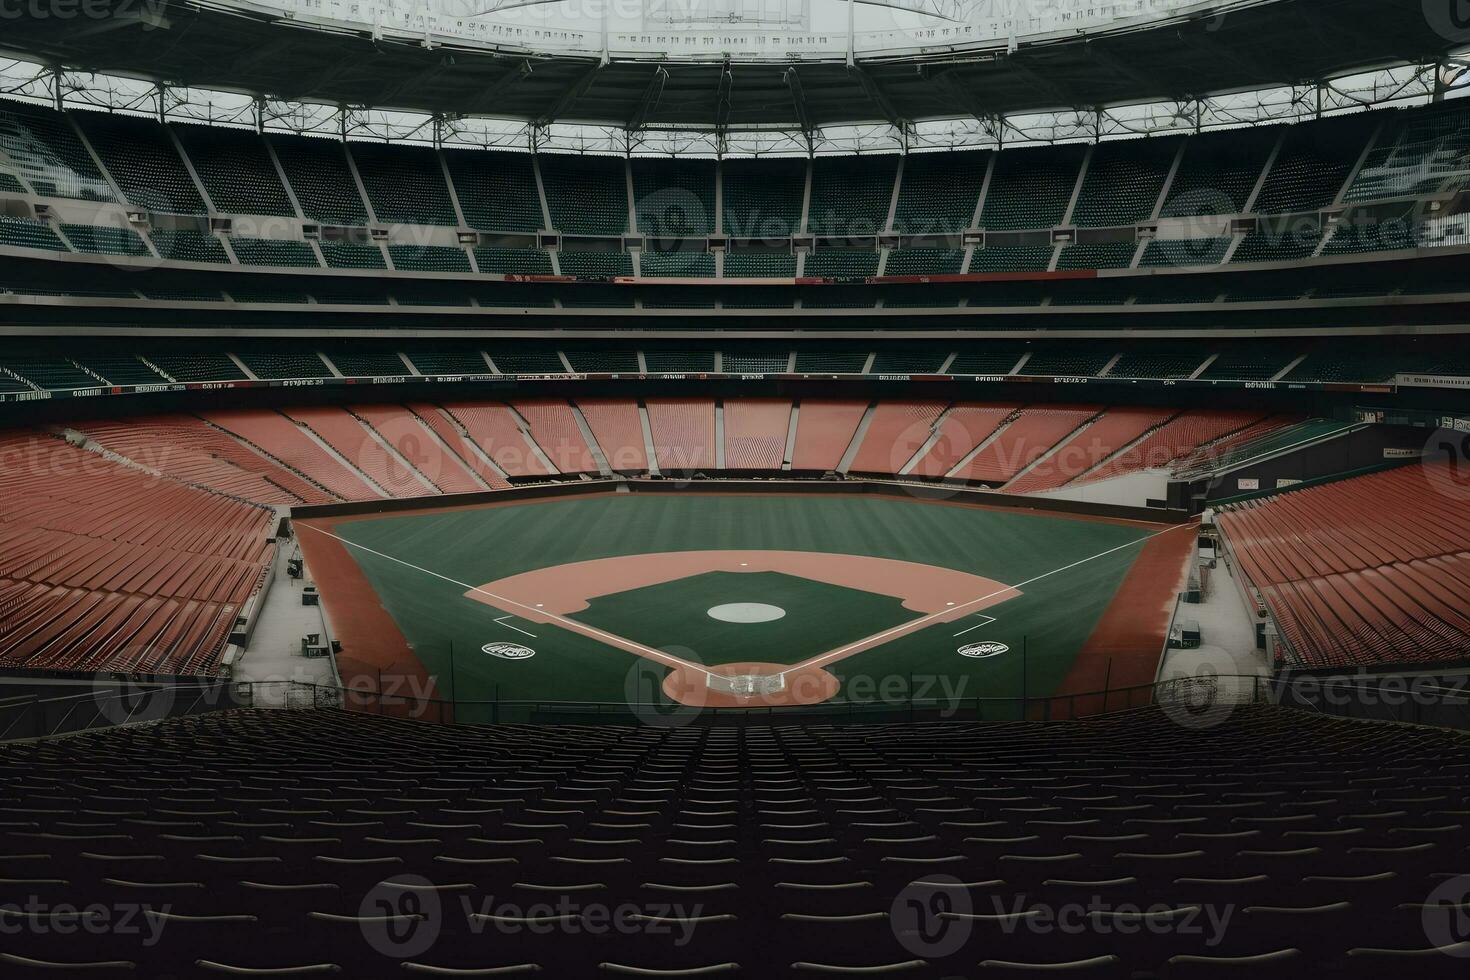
left=0, top=0, right=1458, bottom=131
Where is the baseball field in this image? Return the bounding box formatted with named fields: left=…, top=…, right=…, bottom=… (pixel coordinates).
left=296, top=492, right=1193, bottom=722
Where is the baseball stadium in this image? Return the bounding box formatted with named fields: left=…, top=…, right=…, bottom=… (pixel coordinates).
left=1, top=0, right=1470, bottom=975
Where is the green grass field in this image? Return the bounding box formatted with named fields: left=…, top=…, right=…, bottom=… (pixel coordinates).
left=330, top=494, right=1153, bottom=721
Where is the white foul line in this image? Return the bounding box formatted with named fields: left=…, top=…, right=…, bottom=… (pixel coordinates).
left=296, top=521, right=712, bottom=677
left=494, top=615, right=538, bottom=638
left=778, top=519, right=1197, bottom=678
left=952, top=615, right=997, bottom=638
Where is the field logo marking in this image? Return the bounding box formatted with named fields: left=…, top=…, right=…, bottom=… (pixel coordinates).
left=958, top=641, right=1009, bottom=659
left=482, top=642, right=536, bottom=660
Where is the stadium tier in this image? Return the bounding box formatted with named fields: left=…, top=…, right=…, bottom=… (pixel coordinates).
left=4, top=705, right=1470, bottom=977
left=2, top=99, right=1469, bottom=306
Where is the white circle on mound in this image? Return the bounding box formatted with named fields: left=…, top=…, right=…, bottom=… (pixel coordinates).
left=707, top=603, right=786, bottom=623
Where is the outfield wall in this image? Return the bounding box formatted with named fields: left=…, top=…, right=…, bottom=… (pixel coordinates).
left=289, top=476, right=1192, bottom=525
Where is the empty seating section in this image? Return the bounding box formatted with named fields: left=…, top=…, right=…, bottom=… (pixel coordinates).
left=1254, top=116, right=1366, bottom=214
left=848, top=400, right=946, bottom=474
left=575, top=398, right=648, bottom=472
left=969, top=244, right=1053, bottom=272
left=204, top=409, right=381, bottom=500
left=1169, top=417, right=1324, bottom=477
left=510, top=399, right=599, bottom=474
left=1077, top=410, right=1264, bottom=485
left=722, top=399, right=792, bottom=469
left=632, top=159, right=716, bottom=236
left=724, top=351, right=788, bottom=373
left=644, top=350, right=715, bottom=372
left=1111, top=350, right=1210, bottom=378
left=79, top=415, right=329, bottom=505
left=639, top=250, right=715, bottom=277
left=541, top=154, right=627, bottom=235
left=152, top=229, right=230, bottom=263
left=8, top=705, right=1470, bottom=976
left=893, top=150, right=986, bottom=233
left=405, top=350, right=491, bottom=375
left=146, top=351, right=243, bottom=382
left=349, top=142, right=457, bottom=225
left=172, top=124, right=295, bottom=216
left=949, top=348, right=1026, bottom=374
left=804, top=249, right=879, bottom=277
left=406, top=403, right=510, bottom=488
left=557, top=249, right=632, bottom=277
left=0, top=103, right=113, bottom=200
left=1200, top=351, right=1295, bottom=380
left=2, top=356, right=98, bottom=389
left=1231, top=226, right=1322, bottom=263
left=1072, top=138, right=1180, bottom=226
left=442, top=402, right=552, bottom=478
left=445, top=149, right=543, bottom=232
left=645, top=398, right=717, bottom=471
left=908, top=403, right=1014, bottom=478
left=238, top=351, right=331, bottom=379
left=1163, top=127, right=1278, bottom=216
left=78, top=354, right=169, bottom=386
left=565, top=350, right=638, bottom=372
left=74, top=111, right=207, bottom=214
left=0, top=430, right=272, bottom=673
left=723, top=158, right=804, bottom=238
left=1140, top=238, right=1230, bottom=267
left=982, top=144, right=1085, bottom=229
left=319, top=240, right=386, bottom=268
left=1006, top=407, right=1176, bottom=492
left=387, top=244, right=473, bottom=272
left=808, top=155, right=896, bottom=235
left=321, top=351, right=402, bottom=377
left=488, top=349, right=564, bottom=373
left=884, top=248, right=964, bottom=275
left=1346, top=101, right=1470, bottom=201
left=724, top=250, right=795, bottom=276
left=1057, top=241, right=1136, bottom=270
left=1218, top=461, right=1470, bottom=666
left=0, top=169, right=21, bottom=192
left=229, top=237, right=320, bottom=267
left=351, top=404, right=485, bottom=494
left=284, top=406, right=429, bottom=496
left=0, top=215, right=66, bottom=250
left=952, top=405, right=1097, bottom=485
left=794, top=351, right=868, bottom=373
left=1023, top=347, right=1115, bottom=376
left=473, top=246, right=552, bottom=274
left=269, top=135, right=368, bottom=225
left=61, top=222, right=149, bottom=255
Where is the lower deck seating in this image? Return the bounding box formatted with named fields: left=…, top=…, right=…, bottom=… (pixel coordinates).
left=440, top=401, right=553, bottom=479
left=575, top=398, right=648, bottom=472
left=1217, top=460, right=1470, bottom=667
left=204, top=409, right=382, bottom=501
left=405, top=403, right=511, bottom=489
left=1075, top=410, right=1267, bottom=486
left=907, top=403, right=1016, bottom=478
left=1005, top=407, right=1177, bottom=493
left=645, top=398, right=717, bottom=471
left=2, top=705, right=1468, bottom=978
left=510, top=399, right=600, bottom=474
left=952, top=405, right=1099, bottom=485
left=0, top=431, right=273, bottom=674
left=722, top=398, right=792, bottom=470
left=848, top=400, right=947, bottom=474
